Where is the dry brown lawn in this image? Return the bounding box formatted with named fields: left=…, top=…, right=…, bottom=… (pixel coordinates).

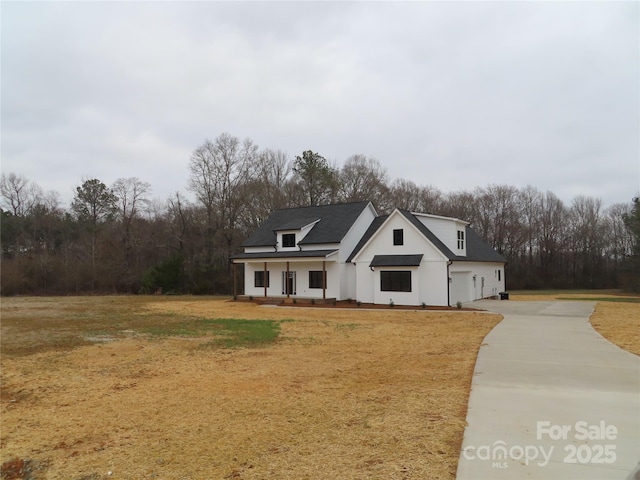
left=590, top=302, right=640, bottom=356
left=1, top=296, right=501, bottom=480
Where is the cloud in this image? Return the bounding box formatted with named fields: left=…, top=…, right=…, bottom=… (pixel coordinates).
left=2, top=1, right=638, bottom=208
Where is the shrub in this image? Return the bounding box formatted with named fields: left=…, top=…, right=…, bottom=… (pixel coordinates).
left=141, top=254, right=184, bottom=294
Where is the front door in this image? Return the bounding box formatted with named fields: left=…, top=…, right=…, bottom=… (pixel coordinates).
left=282, top=271, right=296, bottom=295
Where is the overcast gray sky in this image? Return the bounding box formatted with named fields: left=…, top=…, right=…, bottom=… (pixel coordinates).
left=2, top=1, right=639, bottom=209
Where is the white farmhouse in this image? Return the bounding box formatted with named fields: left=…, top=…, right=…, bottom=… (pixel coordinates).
left=231, top=201, right=506, bottom=306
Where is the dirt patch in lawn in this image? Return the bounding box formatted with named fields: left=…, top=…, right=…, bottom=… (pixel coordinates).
left=1, top=296, right=500, bottom=480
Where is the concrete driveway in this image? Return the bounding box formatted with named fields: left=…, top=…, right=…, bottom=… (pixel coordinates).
left=456, top=300, right=640, bottom=480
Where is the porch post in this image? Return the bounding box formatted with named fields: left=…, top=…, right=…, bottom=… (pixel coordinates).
left=233, top=262, right=237, bottom=298
left=263, top=261, right=267, bottom=298
left=286, top=261, right=290, bottom=298
left=322, top=260, right=326, bottom=300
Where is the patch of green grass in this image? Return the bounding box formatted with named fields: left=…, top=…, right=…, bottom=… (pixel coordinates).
left=1, top=297, right=282, bottom=357
left=145, top=318, right=281, bottom=348
left=209, top=319, right=281, bottom=348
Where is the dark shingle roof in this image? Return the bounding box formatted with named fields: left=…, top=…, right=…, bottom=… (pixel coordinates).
left=231, top=249, right=338, bottom=260
left=241, top=202, right=371, bottom=247
left=461, top=227, right=507, bottom=263
left=369, top=254, right=423, bottom=267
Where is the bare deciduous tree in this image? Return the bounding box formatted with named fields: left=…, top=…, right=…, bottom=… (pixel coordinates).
left=112, top=177, right=152, bottom=224
left=110, top=178, right=152, bottom=288
left=386, top=179, right=424, bottom=213
left=440, top=191, right=479, bottom=224
left=474, top=185, right=524, bottom=258
left=337, top=155, right=390, bottom=209
left=239, top=149, right=293, bottom=232
left=568, top=196, right=606, bottom=287
left=188, top=133, right=258, bottom=291
left=0, top=172, right=43, bottom=217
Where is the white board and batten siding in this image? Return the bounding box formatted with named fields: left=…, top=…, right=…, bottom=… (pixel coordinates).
left=352, top=211, right=451, bottom=306
left=449, top=262, right=505, bottom=304
left=415, top=213, right=468, bottom=257
left=237, top=203, right=506, bottom=307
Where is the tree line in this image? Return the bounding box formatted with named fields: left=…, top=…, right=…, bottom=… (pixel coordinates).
left=2, top=132, right=638, bottom=295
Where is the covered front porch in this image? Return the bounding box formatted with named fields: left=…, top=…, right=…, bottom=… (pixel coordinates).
left=231, top=250, right=341, bottom=301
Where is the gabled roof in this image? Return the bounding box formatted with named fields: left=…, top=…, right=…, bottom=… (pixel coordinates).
left=347, top=209, right=453, bottom=262
left=241, top=201, right=371, bottom=247
left=346, top=214, right=388, bottom=262
left=398, top=209, right=457, bottom=259
left=348, top=208, right=506, bottom=264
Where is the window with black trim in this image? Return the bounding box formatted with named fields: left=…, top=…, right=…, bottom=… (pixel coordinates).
left=457, top=230, right=465, bottom=249
left=309, top=271, right=326, bottom=289
left=282, top=233, right=296, bottom=248
left=393, top=229, right=404, bottom=246
left=254, top=271, right=270, bottom=287
left=380, top=271, right=411, bottom=292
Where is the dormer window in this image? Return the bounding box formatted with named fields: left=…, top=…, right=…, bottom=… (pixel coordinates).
left=457, top=230, right=465, bottom=250
left=393, top=229, right=404, bottom=246
left=282, top=233, right=296, bottom=248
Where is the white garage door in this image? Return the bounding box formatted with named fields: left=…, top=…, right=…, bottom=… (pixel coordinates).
left=450, top=272, right=471, bottom=304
